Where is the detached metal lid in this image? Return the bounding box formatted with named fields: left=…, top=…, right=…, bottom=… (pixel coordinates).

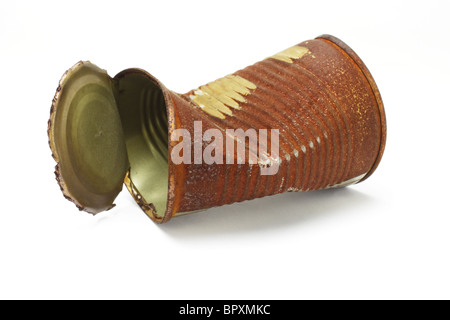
left=48, top=61, right=129, bottom=214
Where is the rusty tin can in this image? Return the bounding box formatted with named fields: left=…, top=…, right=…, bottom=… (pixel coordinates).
left=48, top=35, right=386, bottom=223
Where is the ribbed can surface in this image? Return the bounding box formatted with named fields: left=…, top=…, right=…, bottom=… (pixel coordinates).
left=156, top=35, right=386, bottom=221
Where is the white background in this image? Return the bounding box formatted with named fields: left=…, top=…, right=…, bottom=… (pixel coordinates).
left=0, top=0, right=449, bottom=300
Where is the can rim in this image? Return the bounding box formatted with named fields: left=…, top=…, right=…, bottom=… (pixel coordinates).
left=315, top=34, right=387, bottom=183
left=113, top=68, right=177, bottom=223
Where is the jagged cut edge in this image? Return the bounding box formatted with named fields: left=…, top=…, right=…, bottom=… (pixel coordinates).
left=47, top=61, right=115, bottom=215
left=123, top=171, right=163, bottom=223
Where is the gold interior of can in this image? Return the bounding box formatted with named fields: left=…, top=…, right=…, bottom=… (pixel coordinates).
left=115, top=72, right=169, bottom=219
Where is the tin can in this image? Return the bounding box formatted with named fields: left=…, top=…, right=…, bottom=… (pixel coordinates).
left=48, top=35, right=386, bottom=223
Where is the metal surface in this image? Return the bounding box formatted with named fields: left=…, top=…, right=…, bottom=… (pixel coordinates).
left=48, top=62, right=129, bottom=213
left=49, top=35, right=386, bottom=223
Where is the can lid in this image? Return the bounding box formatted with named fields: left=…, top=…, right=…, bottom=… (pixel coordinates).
left=48, top=61, right=129, bottom=214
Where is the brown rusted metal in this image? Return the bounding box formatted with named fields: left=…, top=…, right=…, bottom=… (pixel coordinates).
left=49, top=34, right=386, bottom=223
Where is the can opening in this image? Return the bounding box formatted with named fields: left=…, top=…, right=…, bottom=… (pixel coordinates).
left=115, top=71, right=169, bottom=220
